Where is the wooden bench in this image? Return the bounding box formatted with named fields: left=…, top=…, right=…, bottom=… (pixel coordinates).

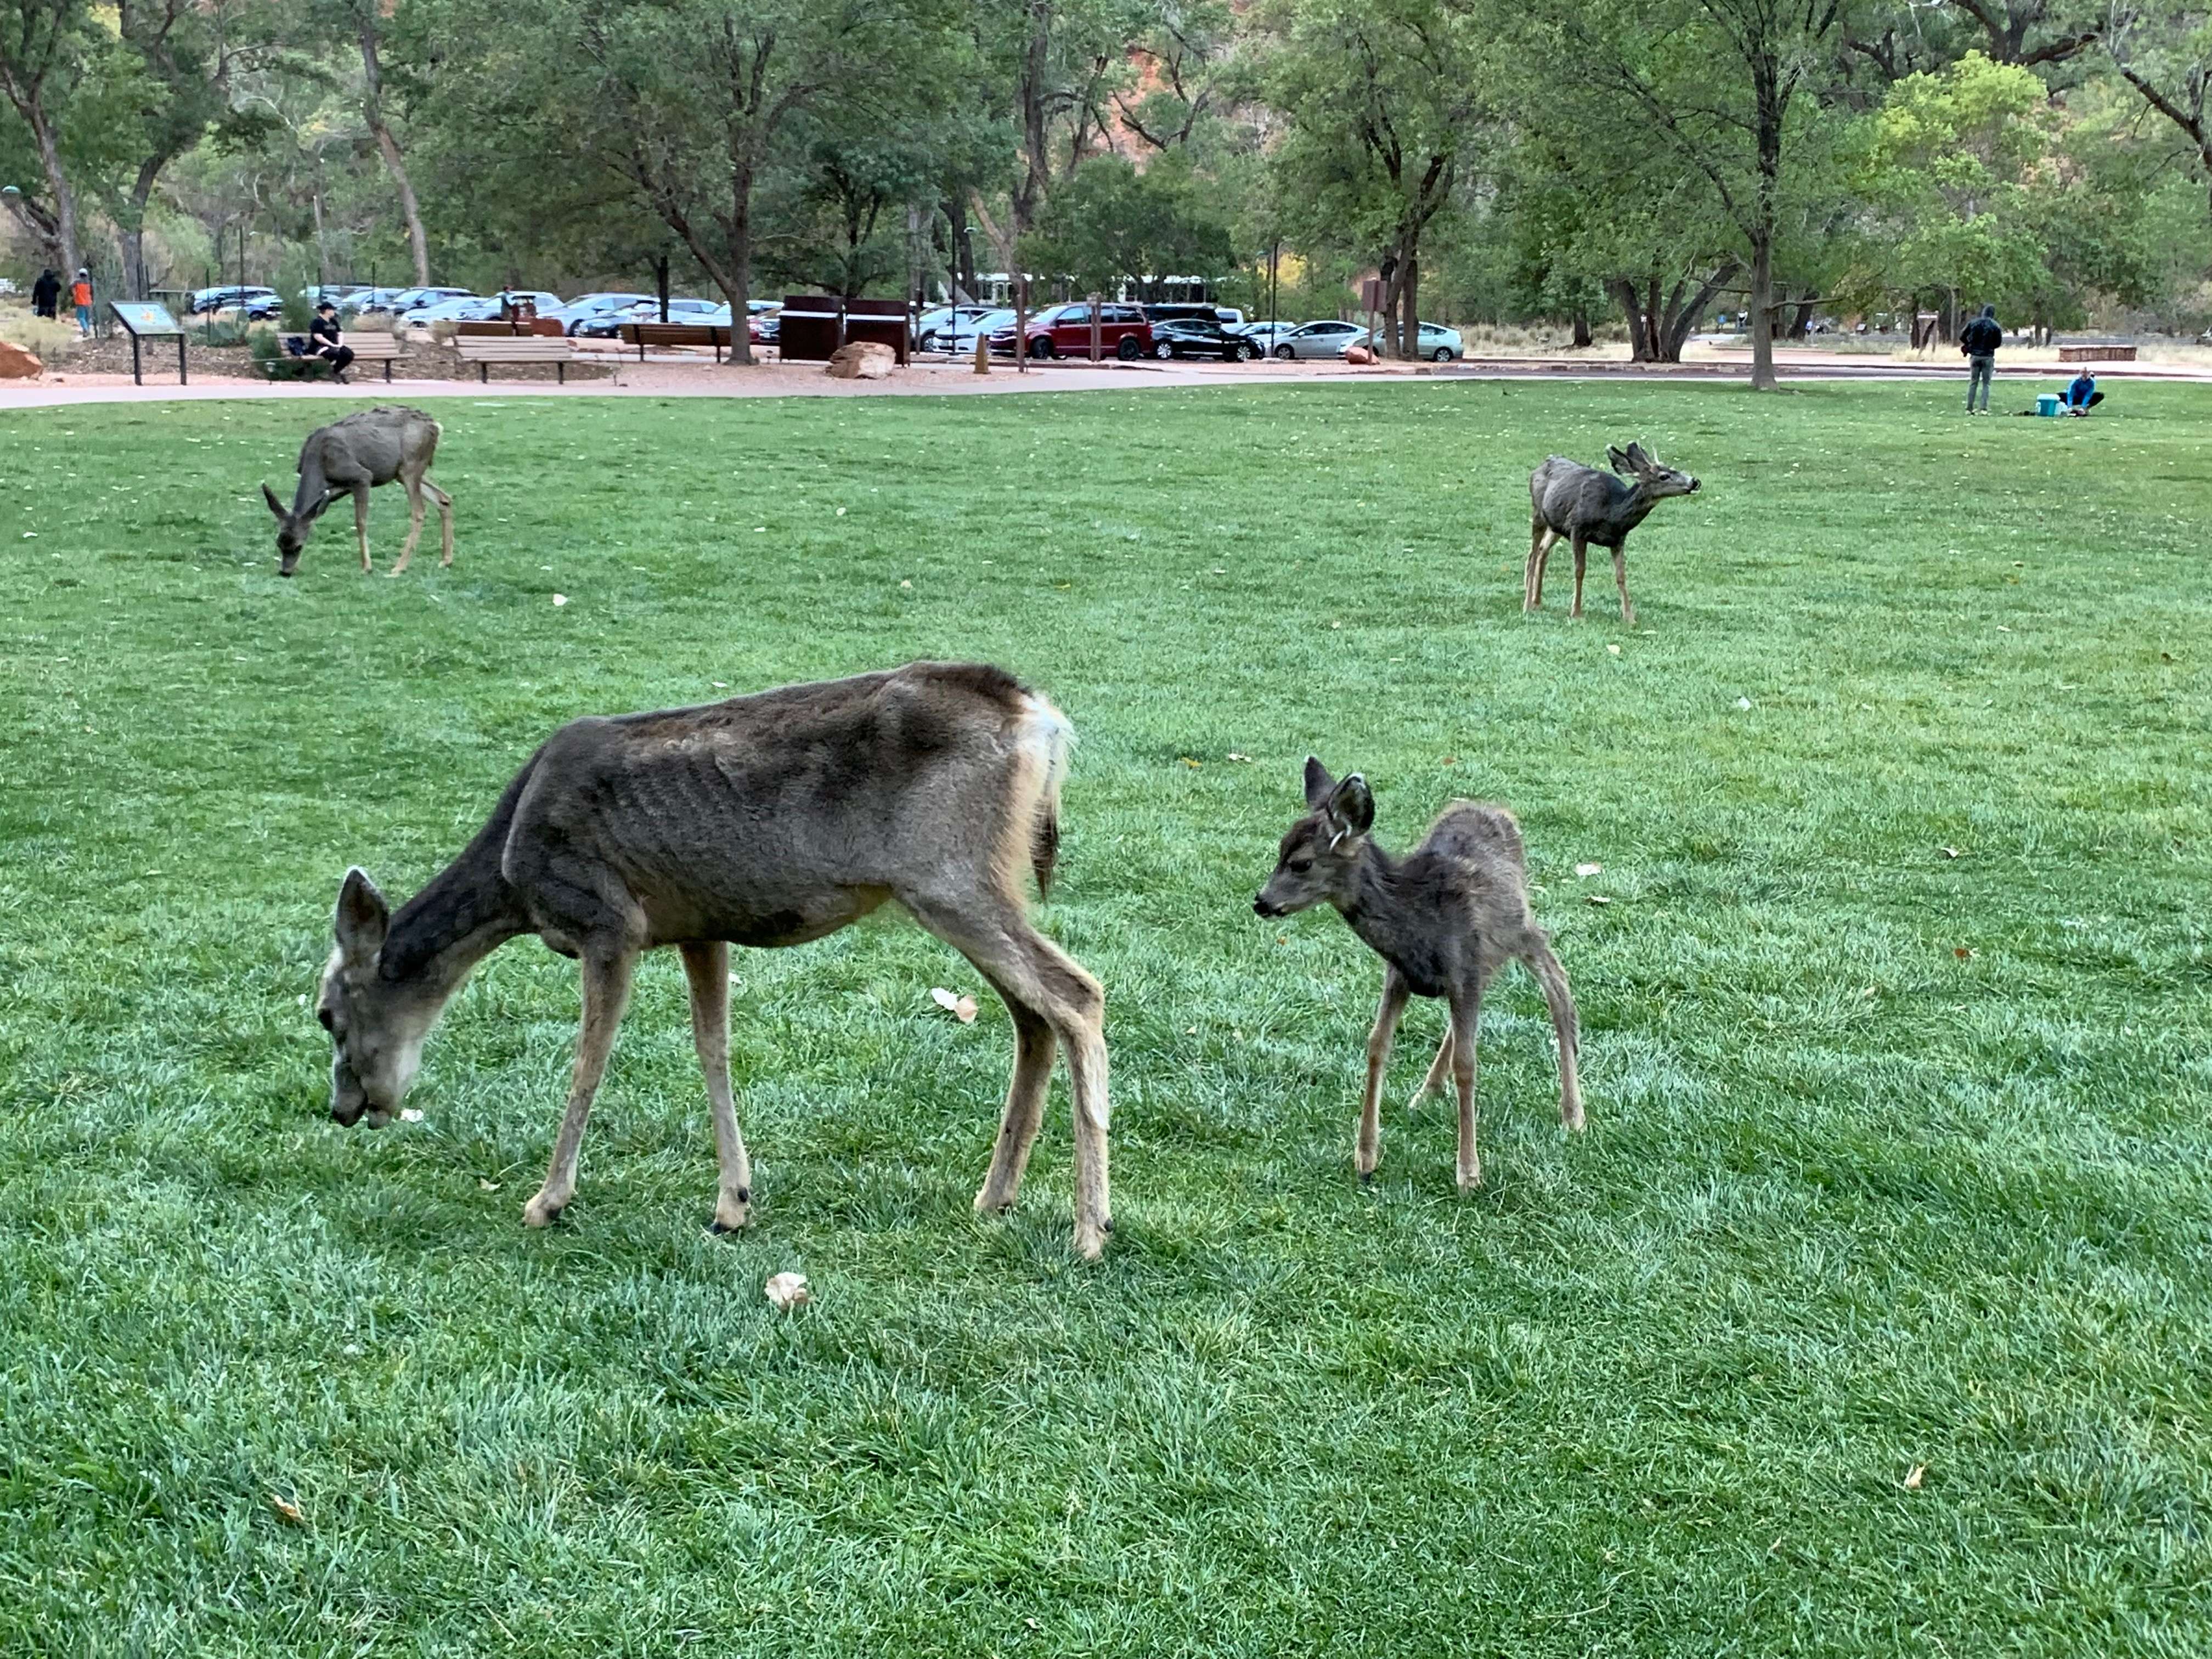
left=453, top=333, right=577, bottom=383
left=259, top=331, right=404, bottom=382
left=2058, top=344, right=2136, bottom=362
left=617, top=321, right=734, bottom=362
left=456, top=319, right=565, bottom=338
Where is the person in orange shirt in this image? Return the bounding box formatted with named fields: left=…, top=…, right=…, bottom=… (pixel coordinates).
left=71, top=268, right=93, bottom=337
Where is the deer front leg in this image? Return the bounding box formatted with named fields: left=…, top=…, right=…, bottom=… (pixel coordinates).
left=977, top=991, right=1056, bottom=1215
left=1448, top=985, right=1484, bottom=1192
left=680, top=940, right=753, bottom=1233
left=352, top=485, right=372, bottom=573
left=523, top=950, right=636, bottom=1227
left=1358, top=970, right=1412, bottom=1183
left=389, top=480, right=426, bottom=575
left=1570, top=535, right=1588, bottom=618
left=1612, top=547, right=1636, bottom=628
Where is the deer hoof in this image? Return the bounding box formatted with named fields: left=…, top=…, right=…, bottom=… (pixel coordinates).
left=1457, top=1170, right=1483, bottom=1195
left=521, top=1192, right=566, bottom=1228
left=1072, top=1223, right=1109, bottom=1261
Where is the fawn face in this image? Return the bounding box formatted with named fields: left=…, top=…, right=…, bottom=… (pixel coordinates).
left=319, top=868, right=435, bottom=1125
left=263, top=483, right=311, bottom=575
left=1254, top=757, right=1375, bottom=917
left=1607, top=442, right=1700, bottom=499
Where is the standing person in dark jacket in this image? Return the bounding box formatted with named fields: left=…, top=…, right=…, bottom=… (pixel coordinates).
left=31, top=268, right=60, bottom=319
left=1960, top=303, right=2002, bottom=415
left=307, top=300, right=355, bottom=382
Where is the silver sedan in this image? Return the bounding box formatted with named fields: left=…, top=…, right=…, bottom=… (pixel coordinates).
left=1269, top=319, right=1366, bottom=359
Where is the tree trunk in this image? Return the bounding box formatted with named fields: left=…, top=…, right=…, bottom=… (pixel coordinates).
left=29, top=101, right=80, bottom=275
left=1747, top=232, right=1777, bottom=391
left=360, top=20, right=430, bottom=286
left=1610, top=279, right=1654, bottom=360
left=654, top=251, right=670, bottom=322
left=1787, top=294, right=1815, bottom=339
left=1400, top=255, right=1419, bottom=359
left=119, top=157, right=166, bottom=299
left=1571, top=309, right=1592, bottom=349
left=1658, top=264, right=1739, bottom=361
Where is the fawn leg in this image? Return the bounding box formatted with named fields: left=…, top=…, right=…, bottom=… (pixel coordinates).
left=976, top=988, right=1057, bottom=1214
left=1526, top=937, right=1583, bottom=1131
left=523, top=949, right=636, bottom=1227
left=1417, top=1021, right=1455, bottom=1102
left=1448, top=984, right=1484, bottom=1192
left=1613, top=548, right=1636, bottom=628
left=1358, top=969, right=1412, bottom=1182
left=426, top=478, right=454, bottom=566
left=1570, top=535, right=1588, bottom=618
left=390, top=476, right=425, bottom=575
left=352, top=484, right=372, bottom=573
left=1525, top=526, right=1551, bottom=610
left=680, top=940, right=754, bottom=1232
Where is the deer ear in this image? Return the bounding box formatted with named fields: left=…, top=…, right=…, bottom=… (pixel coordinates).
left=335, top=866, right=389, bottom=960
left=1624, top=442, right=1654, bottom=472
left=262, top=482, right=286, bottom=518
left=1303, top=755, right=1335, bottom=809
left=1606, top=446, right=1633, bottom=475
left=1325, top=774, right=1374, bottom=841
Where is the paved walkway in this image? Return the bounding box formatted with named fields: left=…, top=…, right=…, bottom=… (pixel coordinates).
left=4, top=344, right=2207, bottom=410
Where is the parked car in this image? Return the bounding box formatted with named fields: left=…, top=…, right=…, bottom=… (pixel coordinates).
left=340, top=287, right=410, bottom=316
left=1147, top=317, right=1261, bottom=361
left=1268, top=319, right=1364, bottom=359
left=187, top=285, right=281, bottom=317
left=302, top=284, right=369, bottom=307
left=1232, top=320, right=1301, bottom=351
left=945, top=308, right=1014, bottom=354
left=385, top=286, right=473, bottom=319
left=748, top=309, right=781, bottom=345
left=1341, top=321, right=1464, bottom=362
left=988, top=301, right=1150, bottom=359
left=1141, top=302, right=1244, bottom=329
left=575, top=296, right=720, bottom=337
left=407, top=295, right=498, bottom=324
left=914, top=304, right=997, bottom=351
left=541, top=292, right=652, bottom=334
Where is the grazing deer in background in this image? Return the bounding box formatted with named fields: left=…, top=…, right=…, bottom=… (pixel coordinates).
left=1254, top=758, right=1582, bottom=1192
left=263, top=405, right=452, bottom=577
left=315, top=662, right=1116, bottom=1259
left=1526, top=442, right=1700, bottom=626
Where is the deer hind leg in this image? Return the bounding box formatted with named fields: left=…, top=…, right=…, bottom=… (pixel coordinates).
left=681, top=940, right=753, bottom=1232
left=1416, top=1021, right=1455, bottom=1102
left=1448, top=984, right=1485, bottom=1191
left=975, top=986, right=1057, bottom=1215
left=425, top=477, right=454, bottom=566
left=1525, top=935, right=1583, bottom=1131
left=1525, top=526, right=1555, bottom=611
left=351, top=484, right=372, bottom=573
left=907, top=894, right=1110, bottom=1259
left=1612, top=547, right=1636, bottom=628
left=390, top=475, right=426, bottom=575
left=523, top=949, right=637, bottom=1227
left=1570, top=536, right=1589, bottom=619
left=1358, top=969, right=1412, bottom=1182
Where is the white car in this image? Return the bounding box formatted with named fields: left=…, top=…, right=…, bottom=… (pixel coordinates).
left=1268, top=319, right=1364, bottom=359
left=1340, top=321, right=1464, bottom=363
left=543, top=292, right=653, bottom=335
left=946, top=308, right=1015, bottom=353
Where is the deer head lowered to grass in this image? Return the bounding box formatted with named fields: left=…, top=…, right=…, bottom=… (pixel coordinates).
left=1254, top=758, right=1582, bottom=1192
left=264, top=405, right=453, bottom=576
left=314, top=661, right=1116, bottom=1260
left=1525, top=441, right=1700, bottom=626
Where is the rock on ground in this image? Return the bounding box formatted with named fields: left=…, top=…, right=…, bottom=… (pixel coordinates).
left=826, top=341, right=896, bottom=380
left=0, top=339, right=44, bottom=379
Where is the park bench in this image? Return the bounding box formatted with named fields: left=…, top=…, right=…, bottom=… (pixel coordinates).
left=452, top=332, right=577, bottom=383
left=259, top=330, right=405, bottom=382
left=617, top=321, right=735, bottom=362
left=2058, top=344, right=2136, bottom=363
left=455, top=319, right=565, bottom=338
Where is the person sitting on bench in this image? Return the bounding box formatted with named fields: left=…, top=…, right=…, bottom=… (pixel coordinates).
left=308, top=301, right=356, bottom=382
left=2060, top=369, right=2103, bottom=414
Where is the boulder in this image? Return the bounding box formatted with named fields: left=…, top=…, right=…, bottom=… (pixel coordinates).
left=0, top=338, right=44, bottom=379
left=1342, top=344, right=1376, bottom=365
left=826, top=341, right=896, bottom=380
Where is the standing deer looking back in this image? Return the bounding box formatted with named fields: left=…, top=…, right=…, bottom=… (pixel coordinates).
left=263, top=405, right=452, bottom=577
left=315, top=662, right=1116, bottom=1259
left=1526, top=442, right=1699, bottom=626
left=1254, top=759, right=1582, bottom=1192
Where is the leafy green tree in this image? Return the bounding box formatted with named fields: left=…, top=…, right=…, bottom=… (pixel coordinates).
left=0, top=0, right=94, bottom=271
left=2106, top=4, right=2212, bottom=223
left=1018, top=150, right=1233, bottom=295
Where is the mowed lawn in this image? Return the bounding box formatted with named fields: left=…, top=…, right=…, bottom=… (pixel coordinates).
left=2, top=378, right=2208, bottom=1656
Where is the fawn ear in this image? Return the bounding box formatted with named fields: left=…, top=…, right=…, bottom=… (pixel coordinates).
left=1324, top=774, right=1374, bottom=843
left=335, top=867, right=389, bottom=960
left=262, top=482, right=286, bottom=518
left=1606, top=446, right=1633, bottom=475
left=1624, top=442, right=1655, bottom=472
left=1303, top=755, right=1335, bottom=809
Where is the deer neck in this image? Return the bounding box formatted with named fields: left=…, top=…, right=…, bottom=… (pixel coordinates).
left=1613, top=482, right=1662, bottom=534
left=378, top=826, right=530, bottom=1006
left=1337, top=842, right=1415, bottom=961
left=294, top=449, right=331, bottom=520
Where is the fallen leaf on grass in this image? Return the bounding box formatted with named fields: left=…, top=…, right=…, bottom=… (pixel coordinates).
left=1903, top=1464, right=1925, bottom=1490
left=1585, top=894, right=1611, bottom=907
left=1954, top=947, right=1978, bottom=960
left=1735, top=696, right=1753, bottom=711
left=764, top=1272, right=810, bottom=1311
left=478, top=1178, right=500, bottom=1192
left=1940, top=847, right=1963, bottom=860
left=1606, top=644, right=1621, bottom=656
left=1180, top=756, right=1200, bottom=769
left=929, top=986, right=978, bottom=1023
left=551, top=593, right=568, bottom=607
left=1861, top=986, right=1879, bottom=999
left=398, top=1108, right=424, bottom=1124
left=268, top=1493, right=304, bottom=1525
left=1575, top=861, right=1603, bottom=878
left=1226, top=752, right=1252, bottom=763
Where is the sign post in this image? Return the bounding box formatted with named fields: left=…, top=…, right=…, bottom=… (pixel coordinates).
left=109, top=301, right=187, bottom=386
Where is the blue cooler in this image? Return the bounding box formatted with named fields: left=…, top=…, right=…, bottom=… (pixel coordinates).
left=2036, top=392, right=2062, bottom=416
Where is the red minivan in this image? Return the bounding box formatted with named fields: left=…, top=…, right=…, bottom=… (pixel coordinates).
left=989, top=302, right=1151, bottom=359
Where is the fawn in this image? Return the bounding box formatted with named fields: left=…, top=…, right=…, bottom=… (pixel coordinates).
left=1526, top=442, right=1699, bottom=625
left=263, top=405, right=452, bottom=576
left=1255, top=758, right=1582, bottom=1190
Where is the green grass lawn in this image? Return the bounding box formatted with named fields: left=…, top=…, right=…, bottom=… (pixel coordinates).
left=2, top=379, right=2208, bottom=1655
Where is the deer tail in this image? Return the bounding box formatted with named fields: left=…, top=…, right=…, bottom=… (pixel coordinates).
left=1017, top=691, right=1075, bottom=899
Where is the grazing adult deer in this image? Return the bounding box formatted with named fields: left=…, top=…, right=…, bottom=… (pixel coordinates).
left=263, top=405, right=452, bottom=577
left=316, top=662, right=1114, bottom=1258
left=1253, top=758, right=1582, bottom=1192
left=1525, top=442, right=1699, bottom=626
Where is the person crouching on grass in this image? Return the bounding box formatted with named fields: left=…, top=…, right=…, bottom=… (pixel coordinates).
left=2061, top=368, right=2103, bottom=415
left=308, top=301, right=355, bottom=383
